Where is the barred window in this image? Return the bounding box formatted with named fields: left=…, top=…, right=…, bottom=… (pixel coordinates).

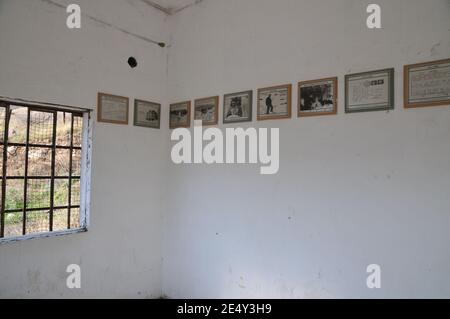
left=0, top=100, right=91, bottom=241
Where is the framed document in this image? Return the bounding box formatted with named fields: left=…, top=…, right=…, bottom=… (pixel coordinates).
left=97, top=92, right=129, bottom=124
left=170, top=101, right=191, bottom=129
left=194, top=96, right=219, bottom=126
left=134, top=99, right=161, bottom=129
left=404, top=58, right=450, bottom=109
left=298, top=77, right=338, bottom=117
left=223, top=90, right=253, bottom=124
left=257, top=84, right=292, bottom=121
left=345, top=68, right=394, bottom=113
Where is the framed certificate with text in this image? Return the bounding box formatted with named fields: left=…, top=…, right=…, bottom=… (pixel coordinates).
left=404, top=58, right=450, bottom=109
left=345, top=68, right=394, bottom=113
left=97, top=92, right=129, bottom=125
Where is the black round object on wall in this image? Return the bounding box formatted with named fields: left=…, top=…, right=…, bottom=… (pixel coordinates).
left=128, top=57, right=138, bottom=68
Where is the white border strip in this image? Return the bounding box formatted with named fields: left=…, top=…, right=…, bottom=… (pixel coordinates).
left=0, top=228, right=87, bottom=245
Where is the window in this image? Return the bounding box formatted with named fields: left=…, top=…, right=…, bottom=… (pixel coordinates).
left=0, top=99, right=91, bottom=242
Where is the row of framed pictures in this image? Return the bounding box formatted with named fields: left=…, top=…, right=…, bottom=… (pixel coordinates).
left=97, top=58, right=450, bottom=129
left=97, top=93, right=162, bottom=128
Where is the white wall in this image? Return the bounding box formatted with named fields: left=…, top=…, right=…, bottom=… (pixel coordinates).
left=1, top=0, right=450, bottom=299
left=163, top=0, right=450, bottom=298
left=0, top=0, right=168, bottom=298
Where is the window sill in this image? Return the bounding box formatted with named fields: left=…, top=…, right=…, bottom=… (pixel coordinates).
left=0, top=228, right=88, bottom=245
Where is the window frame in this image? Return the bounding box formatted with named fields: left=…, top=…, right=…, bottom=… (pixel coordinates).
left=0, top=97, right=92, bottom=245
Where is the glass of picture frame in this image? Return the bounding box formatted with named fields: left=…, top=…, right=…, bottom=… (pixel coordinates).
left=345, top=68, right=394, bottom=113
left=194, top=96, right=219, bottom=126
left=223, top=90, right=253, bottom=124
left=298, top=77, right=338, bottom=117
left=134, top=99, right=161, bottom=129
left=97, top=92, right=129, bottom=124
left=404, top=58, right=450, bottom=109
left=170, top=101, right=191, bottom=129
left=257, top=84, right=292, bottom=121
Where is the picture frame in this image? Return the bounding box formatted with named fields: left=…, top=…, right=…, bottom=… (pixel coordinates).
left=194, top=96, right=219, bottom=126
left=97, top=92, right=129, bottom=125
left=170, top=101, right=191, bottom=129
left=345, top=68, right=394, bottom=113
left=298, top=77, right=338, bottom=117
left=404, top=58, right=450, bottom=109
left=257, top=84, right=292, bottom=121
left=133, top=99, right=161, bottom=129
left=223, top=90, right=253, bottom=124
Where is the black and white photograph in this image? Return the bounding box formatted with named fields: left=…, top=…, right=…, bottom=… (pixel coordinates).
left=257, top=84, right=292, bottom=120
left=194, top=96, right=219, bottom=126
left=223, top=90, right=252, bottom=124
left=133, top=99, right=161, bottom=129
left=345, top=68, right=394, bottom=113
left=298, top=77, right=338, bottom=116
left=170, top=101, right=191, bottom=129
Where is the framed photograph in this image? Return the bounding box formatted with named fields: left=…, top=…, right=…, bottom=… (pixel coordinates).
left=133, top=99, right=161, bottom=129
left=404, top=58, right=450, bottom=109
left=223, top=90, right=253, bottom=124
left=298, top=77, right=338, bottom=117
left=97, top=92, right=129, bottom=124
left=170, top=101, right=191, bottom=129
left=194, top=96, right=219, bottom=126
left=257, top=84, right=292, bottom=121
left=345, top=68, right=394, bottom=113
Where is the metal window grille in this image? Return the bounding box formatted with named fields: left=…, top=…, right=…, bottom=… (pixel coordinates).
left=0, top=101, right=87, bottom=239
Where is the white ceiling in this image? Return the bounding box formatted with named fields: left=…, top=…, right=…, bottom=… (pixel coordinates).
left=151, top=0, right=197, bottom=12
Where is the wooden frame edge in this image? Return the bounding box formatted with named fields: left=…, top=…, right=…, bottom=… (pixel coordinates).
left=404, top=58, right=450, bottom=109
left=298, top=77, right=338, bottom=117
left=97, top=92, right=129, bottom=125
left=169, top=101, right=192, bottom=129
left=222, top=90, right=253, bottom=124
left=194, top=95, right=219, bottom=126
left=257, top=84, right=292, bottom=121
left=133, top=99, right=161, bottom=129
